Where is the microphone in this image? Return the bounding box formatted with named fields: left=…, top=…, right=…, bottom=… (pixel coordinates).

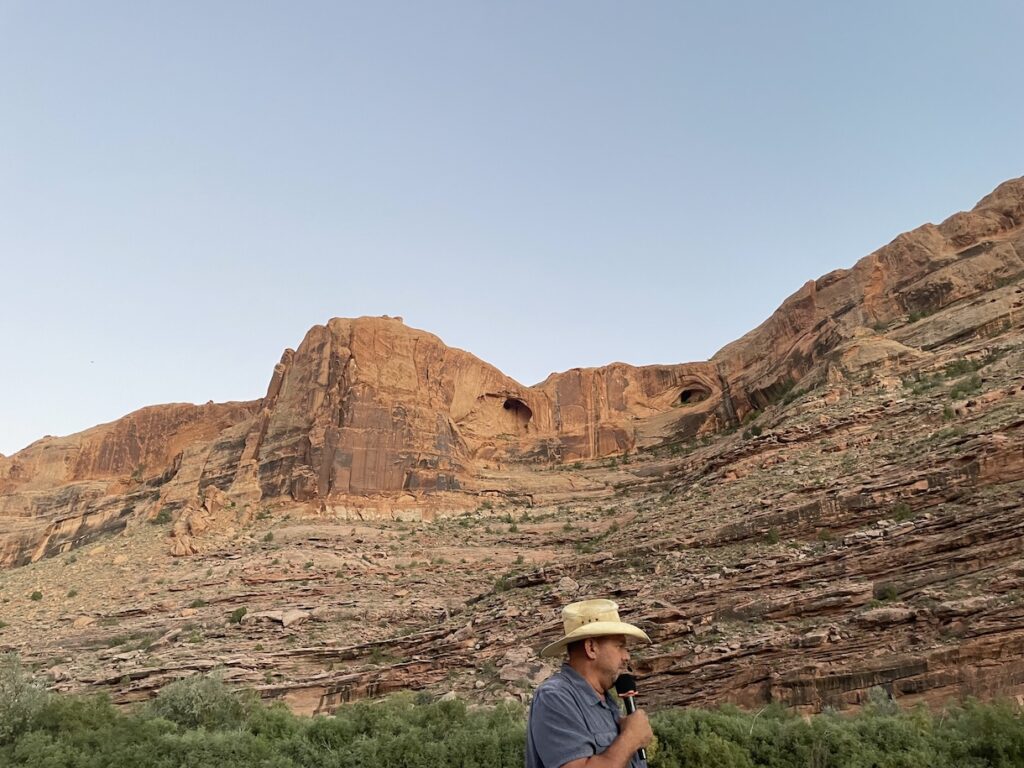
left=614, top=673, right=647, bottom=763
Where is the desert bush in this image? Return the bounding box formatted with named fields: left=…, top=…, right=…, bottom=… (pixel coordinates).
left=0, top=654, right=49, bottom=745
left=4, top=659, right=1024, bottom=767
left=148, top=673, right=253, bottom=730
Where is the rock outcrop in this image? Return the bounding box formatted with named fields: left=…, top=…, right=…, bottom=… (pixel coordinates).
left=0, top=402, right=257, bottom=567
left=1, top=175, right=1023, bottom=717
left=3, top=318, right=726, bottom=565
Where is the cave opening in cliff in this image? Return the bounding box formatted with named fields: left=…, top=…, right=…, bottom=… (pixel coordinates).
left=503, top=397, right=533, bottom=431
left=678, top=387, right=711, bottom=405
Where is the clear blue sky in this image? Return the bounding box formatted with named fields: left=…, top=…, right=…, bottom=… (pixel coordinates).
left=2, top=1, right=1022, bottom=456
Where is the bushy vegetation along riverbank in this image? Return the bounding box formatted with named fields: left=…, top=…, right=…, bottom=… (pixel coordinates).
left=3, top=656, right=1024, bottom=767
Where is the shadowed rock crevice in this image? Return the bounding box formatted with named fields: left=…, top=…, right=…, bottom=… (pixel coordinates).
left=502, top=397, right=533, bottom=431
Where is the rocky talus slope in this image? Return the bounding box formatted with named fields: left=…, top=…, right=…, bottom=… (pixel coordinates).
left=1, top=176, right=1022, bottom=714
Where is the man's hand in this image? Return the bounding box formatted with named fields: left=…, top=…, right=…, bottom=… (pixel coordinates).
left=619, top=710, right=653, bottom=751
left=560, top=710, right=654, bottom=768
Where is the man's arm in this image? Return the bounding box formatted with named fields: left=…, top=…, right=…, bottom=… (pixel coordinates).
left=560, top=710, right=653, bottom=768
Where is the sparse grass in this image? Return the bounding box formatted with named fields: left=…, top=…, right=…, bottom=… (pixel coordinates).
left=934, top=426, right=965, bottom=441
left=150, top=509, right=173, bottom=525
left=891, top=503, right=914, bottom=522
left=908, top=306, right=937, bottom=322
left=949, top=374, right=983, bottom=400
left=904, top=372, right=942, bottom=395
left=876, top=584, right=900, bottom=602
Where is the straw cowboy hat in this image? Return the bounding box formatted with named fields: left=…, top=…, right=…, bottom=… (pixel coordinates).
left=540, top=599, right=651, bottom=658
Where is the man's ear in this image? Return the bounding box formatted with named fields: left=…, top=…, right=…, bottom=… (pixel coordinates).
left=583, top=637, right=598, bottom=660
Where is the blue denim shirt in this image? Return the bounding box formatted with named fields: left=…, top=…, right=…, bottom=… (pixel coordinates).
left=526, top=664, right=646, bottom=768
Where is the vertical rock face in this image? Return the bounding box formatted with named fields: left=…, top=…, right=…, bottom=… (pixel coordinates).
left=0, top=402, right=258, bottom=567
left=714, top=177, right=1024, bottom=414
left=0, top=317, right=709, bottom=565
left=231, top=317, right=518, bottom=501
left=2, top=175, right=1022, bottom=568
left=207, top=317, right=713, bottom=505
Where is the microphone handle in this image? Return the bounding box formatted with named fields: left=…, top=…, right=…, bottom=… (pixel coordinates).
left=621, top=695, right=647, bottom=763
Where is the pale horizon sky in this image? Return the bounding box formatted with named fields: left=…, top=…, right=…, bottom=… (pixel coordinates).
left=2, top=1, right=1023, bottom=456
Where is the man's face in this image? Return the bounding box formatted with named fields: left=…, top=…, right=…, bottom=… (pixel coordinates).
left=589, top=634, right=630, bottom=689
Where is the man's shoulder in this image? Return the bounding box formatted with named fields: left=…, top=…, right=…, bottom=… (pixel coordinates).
left=535, top=667, right=573, bottom=694
left=533, top=667, right=581, bottom=707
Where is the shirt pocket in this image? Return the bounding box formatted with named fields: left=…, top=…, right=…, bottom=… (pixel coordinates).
left=594, top=730, right=619, bottom=750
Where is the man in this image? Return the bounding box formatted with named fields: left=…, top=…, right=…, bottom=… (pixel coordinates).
left=526, top=599, right=654, bottom=768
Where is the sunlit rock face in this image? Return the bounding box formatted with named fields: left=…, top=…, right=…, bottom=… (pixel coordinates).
left=1, top=176, right=1022, bottom=569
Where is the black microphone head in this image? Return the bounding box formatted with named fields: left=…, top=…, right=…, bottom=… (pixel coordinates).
left=614, top=673, right=638, bottom=696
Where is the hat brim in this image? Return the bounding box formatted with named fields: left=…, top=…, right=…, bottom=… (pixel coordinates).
left=539, top=620, right=651, bottom=658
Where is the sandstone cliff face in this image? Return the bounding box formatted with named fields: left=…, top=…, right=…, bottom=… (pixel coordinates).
left=192, top=318, right=715, bottom=508
left=0, top=318, right=715, bottom=564
left=2, top=175, right=1023, bottom=717
left=0, top=402, right=257, bottom=567
left=3, top=178, right=1022, bottom=567
left=714, top=177, right=1024, bottom=413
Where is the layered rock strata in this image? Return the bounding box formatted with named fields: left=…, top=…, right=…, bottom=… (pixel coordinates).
left=1, top=175, right=1023, bottom=716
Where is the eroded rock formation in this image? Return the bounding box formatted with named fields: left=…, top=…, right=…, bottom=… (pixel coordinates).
left=3, top=316, right=727, bottom=565
left=1, top=175, right=1023, bottom=716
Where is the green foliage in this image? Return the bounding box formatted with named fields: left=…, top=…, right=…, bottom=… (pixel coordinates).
left=876, top=583, right=901, bottom=602
left=29, top=591, right=42, bottom=602
left=949, top=374, right=983, bottom=400
left=148, top=674, right=253, bottom=730
left=891, top=502, right=914, bottom=522
left=944, top=359, right=980, bottom=378
left=904, top=372, right=943, bottom=395
left=229, top=607, right=248, bottom=624
left=4, top=659, right=1024, bottom=767
left=0, top=654, right=49, bottom=745
left=908, top=306, right=937, bottom=323
left=150, top=508, right=173, bottom=525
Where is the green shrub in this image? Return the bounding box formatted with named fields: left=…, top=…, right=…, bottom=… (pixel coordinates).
left=950, top=374, right=983, bottom=400
left=29, top=591, right=42, bottom=602
left=148, top=674, right=252, bottom=730
left=150, top=508, right=173, bottom=525
left=0, top=655, right=49, bottom=745
left=4, top=668, right=1024, bottom=768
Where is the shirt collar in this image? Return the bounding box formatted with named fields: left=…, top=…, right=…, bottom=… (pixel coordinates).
left=561, top=663, right=612, bottom=709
